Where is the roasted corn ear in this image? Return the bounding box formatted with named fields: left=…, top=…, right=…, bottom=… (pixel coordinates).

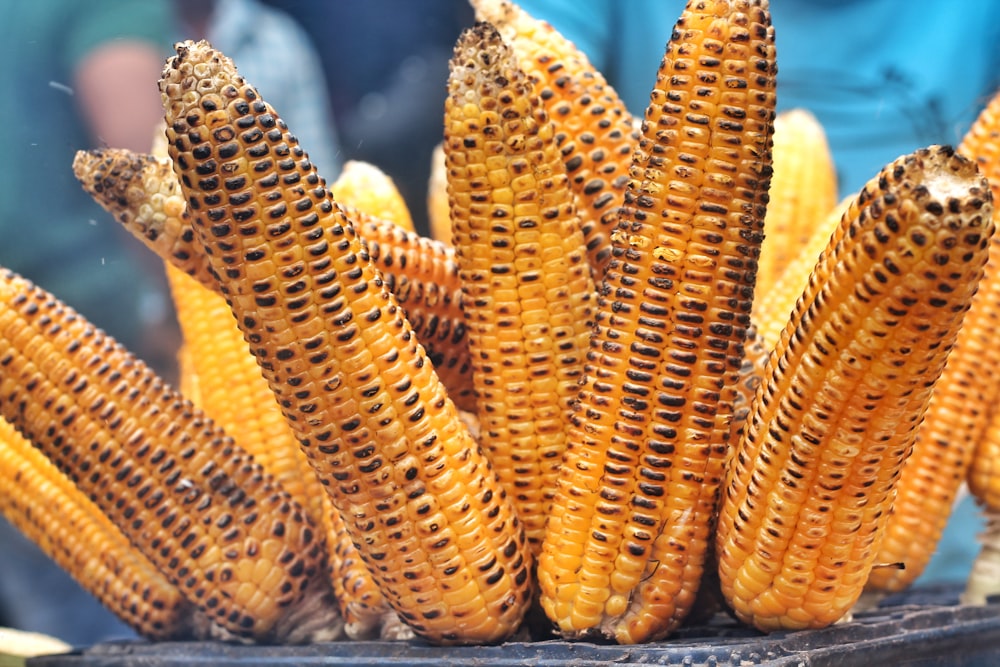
left=72, top=148, right=217, bottom=291
left=537, top=0, right=776, bottom=643
left=716, top=146, right=993, bottom=632
left=471, top=0, right=638, bottom=274
left=167, top=263, right=396, bottom=639
left=756, top=109, right=838, bottom=301
left=73, top=147, right=475, bottom=411
left=0, top=417, right=209, bottom=641
left=445, top=22, right=596, bottom=552
left=160, top=39, right=532, bottom=645
left=0, top=268, right=339, bottom=643
left=331, top=160, right=415, bottom=232
left=869, top=92, right=1000, bottom=592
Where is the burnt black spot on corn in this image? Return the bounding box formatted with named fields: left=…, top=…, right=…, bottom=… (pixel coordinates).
left=471, top=0, right=639, bottom=276
left=166, top=264, right=396, bottom=638
left=357, top=217, right=475, bottom=413
left=444, top=23, right=596, bottom=552
left=0, top=269, right=338, bottom=643
left=160, top=39, right=532, bottom=645
left=716, top=146, right=993, bottom=632
left=0, top=417, right=213, bottom=641
left=72, top=148, right=218, bottom=291
left=873, top=90, right=1000, bottom=593
left=537, top=0, right=776, bottom=644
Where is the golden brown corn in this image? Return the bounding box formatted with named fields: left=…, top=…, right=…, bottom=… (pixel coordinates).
left=869, top=91, right=1000, bottom=592
left=74, top=147, right=475, bottom=410
left=756, top=109, right=838, bottom=301
left=0, top=417, right=208, bottom=641
left=331, top=160, right=415, bottom=232
left=355, top=217, right=475, bottom=412
left=166, top=263, right=395, bottom=638
left=160, top=39, right=532, bottom=645
left=72, top=148, right=217, bottom=291
left=716, top=146, right=993, bottom=632
left=753, top=195, right=852, bottom=346
left=537, top=0, right=776, bottom=643
left=427, top=142, right=452, bottom=245
left=445, top=22, right=596, bottom=552
left=0, top=268, right=339, bottom=643
left=471, top=0, right=638, bottom=275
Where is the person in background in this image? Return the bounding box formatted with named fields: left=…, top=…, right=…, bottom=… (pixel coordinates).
left=174, top=0, right=343, bottom=181
left=515, top=0, right=1000, bottom=586
left=0, top=0, right=178, bottom=644
left=262, top=0, right=475, bottom=237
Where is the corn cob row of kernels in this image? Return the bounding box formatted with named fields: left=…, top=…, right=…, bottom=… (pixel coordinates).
left=444, top=22, right=596, bottom=552
left=753, top=195, right=853, bottom=346
left=73, top=147, right=475, bottom=412
left=470, top=0, right=638, bottom=275
left=537, top=0, right=776, bottom=644
left=0, top=268, right=339, bottom=643
left=0, top=417, right=209, bottom=641
left=166, top=262, right=397, bottom=639
left=717, top=146, right=993, bottom=632
left=160, top=39, right=532, bottom=645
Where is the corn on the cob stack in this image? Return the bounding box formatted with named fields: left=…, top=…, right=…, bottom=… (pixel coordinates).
left=868, top=92, right=1000, bottom=592
left=331, top=160, right=415, bottom=232
left=0, top=417, right=209, bottom=641
left=444, top=22, right=596, bottom=552
left=716, top=145, right=993, bottom=632
left=537, top=0, right=776, bottom=643
left=160, top=39, right=532, bottom=645
left=756, top=109, right=838, bottom=302
left=0, top=268, right=339, bottom=643
left=471, top=0, right=638, bottom=275
left=73, top=147, right=476, bottom=412
left=166, top=263, right=396, bottom=639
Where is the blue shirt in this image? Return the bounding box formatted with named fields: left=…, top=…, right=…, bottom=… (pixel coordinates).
left=515, top=0, right=1000, bottom=198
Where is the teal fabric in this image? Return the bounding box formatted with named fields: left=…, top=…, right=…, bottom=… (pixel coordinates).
left=517, top=0, right=1000, bottom=199
left=517, top=0, right=997, bottom=585
left=0, top=0, right=173, bottom=350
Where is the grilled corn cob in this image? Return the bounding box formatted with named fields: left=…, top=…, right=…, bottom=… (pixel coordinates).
left=471, top=0, right=638, bottom=275
left=73, top=147, right=476, bottom=411
left=756, top=109, right=838, bottom=301
left=355, top=218, right=475, bottom=412
left=0, top=268, right=339, bottom=643
left=72, top=148, right=217, bottom=291
left=160, top=39, right=532, bottom=645
left=331, top=160, right=415, bottom=232
left=716, top=146, right=993, bottom=632
left=537, top=0, right=776, bottom=643
left=753, top=196, right=852, bottom=346
left=0, top=417, right=208, bottom=641
left=167, top=263, right=396, bottom=638
left=445, top=22, right=596, bottom=552
left=869, top=93, right=1000, bottom=592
